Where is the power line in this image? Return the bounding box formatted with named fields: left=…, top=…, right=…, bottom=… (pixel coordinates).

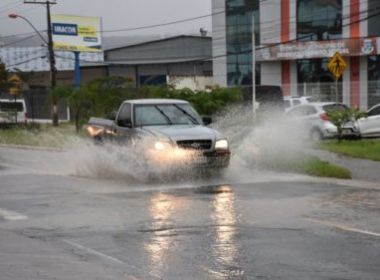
left=0, top=33, right=44, bottom=47
left=7, top=55, right=46, bottom=67
left=98, top=10, right=224, bottom=34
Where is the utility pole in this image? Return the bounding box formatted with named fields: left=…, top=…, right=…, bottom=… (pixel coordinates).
left=251, top=15, right=256, bottom=116
left=24, top=0, right=58, bottom=126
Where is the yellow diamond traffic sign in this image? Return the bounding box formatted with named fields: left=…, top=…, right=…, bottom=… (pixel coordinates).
left=8, top=74, right=23, bottom=96
left=328, top=52, right=347, bottom=80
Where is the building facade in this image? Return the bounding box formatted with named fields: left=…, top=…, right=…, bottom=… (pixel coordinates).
left=212, top=0, right=380, bottom=109
left=105, top=35, right=212, bottom=89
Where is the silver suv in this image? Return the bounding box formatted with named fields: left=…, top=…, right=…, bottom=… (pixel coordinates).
left=87, top=99, right=231, bottom=169
left=285, top=102, right=360, bottom=140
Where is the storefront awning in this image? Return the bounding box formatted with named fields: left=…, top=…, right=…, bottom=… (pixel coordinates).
left=256, top=37, right=380, bottom=62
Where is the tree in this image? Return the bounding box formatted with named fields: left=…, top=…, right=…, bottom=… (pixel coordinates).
left=326, top=107, right=367, bottom=142
left=0, top=59, right=8, bottom=92
left=52, top=85, right=91, bottom=132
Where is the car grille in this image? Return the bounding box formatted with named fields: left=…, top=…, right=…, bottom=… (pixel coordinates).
left=177, top=140, right=212, bottom=150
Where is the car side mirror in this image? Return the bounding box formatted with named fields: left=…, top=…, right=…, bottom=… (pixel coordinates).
left=202, top=116, right=212, bottom=125
left=117, top=119, right=132, bottom=128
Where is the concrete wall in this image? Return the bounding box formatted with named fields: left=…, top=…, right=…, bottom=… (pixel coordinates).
left=106, top=37, right=211, bottom=62
left=108, top=62, right=212, bottom=82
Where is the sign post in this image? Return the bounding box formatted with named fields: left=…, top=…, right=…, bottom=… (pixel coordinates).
left=327, top=52, right=347, bottom=103
left=74, top=52, right=81, bottom=88
left=8, top=74, right=23, bottom=124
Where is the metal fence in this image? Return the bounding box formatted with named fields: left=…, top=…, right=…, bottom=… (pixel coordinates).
left=283, top=81, right=380, bottom=109
left=0, top=90, right=69, bottom=122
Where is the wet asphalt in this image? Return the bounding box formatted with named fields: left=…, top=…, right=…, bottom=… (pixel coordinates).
left=1, top=147, right=380, bottom=280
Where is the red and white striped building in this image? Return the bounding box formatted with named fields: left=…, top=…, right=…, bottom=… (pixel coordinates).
left=212, top=0, right=380, bottom=109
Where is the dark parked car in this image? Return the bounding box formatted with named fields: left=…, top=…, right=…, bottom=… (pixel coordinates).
left=243, top=85, right=285, bottom=113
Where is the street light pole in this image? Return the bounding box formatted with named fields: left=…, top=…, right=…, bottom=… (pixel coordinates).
left=20, top=0, right=58, bottom=126
left=8, top=14, right=47, bottom=44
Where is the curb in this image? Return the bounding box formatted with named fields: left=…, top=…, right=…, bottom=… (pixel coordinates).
left=0, top=144, right=63, bottom=152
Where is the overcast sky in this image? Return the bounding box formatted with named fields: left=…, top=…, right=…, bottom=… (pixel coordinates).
left=0, top=0, right=212, bottom=38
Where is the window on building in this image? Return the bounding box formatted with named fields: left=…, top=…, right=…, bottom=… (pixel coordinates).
left=368, top=56, right=380, bottom=108
left=226, top=0, right=260, bottom=87
left=297, top=58, right=341, bottom=101
left=297, top=0, right=342, bottom=41
left=368, top=0, right=380, bottom=37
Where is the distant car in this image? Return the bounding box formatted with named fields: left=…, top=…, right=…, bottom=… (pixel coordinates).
left=285, top=102, right=360, bottom=140
left=357, top=103, right=380, bottom=138
left=0, top=99, right=27, bottom=125
left=284, top=96, right=317, bottom=111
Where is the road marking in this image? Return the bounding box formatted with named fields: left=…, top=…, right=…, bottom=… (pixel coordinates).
left=0, top=208, right=28, bottom=221
left=62, top=239, right=126, bottom=265
left=307, top=218, right=380, bottom=238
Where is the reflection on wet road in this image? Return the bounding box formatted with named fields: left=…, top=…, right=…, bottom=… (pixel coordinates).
left=143, top=186, right=245, bottom=279
left=145, top=193, right=186, bottom=278
left=209, top=186, right=243, bottom=278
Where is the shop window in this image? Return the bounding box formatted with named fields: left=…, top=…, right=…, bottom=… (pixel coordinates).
left=368, top=56, right=380, bottom=108
left=226, top=0, right=260, bottom=86
left=297, top=58, right=341, bottom=101
left=368, top=0, right=380, bottom=37
left=297, top=0, right=342, bottom=41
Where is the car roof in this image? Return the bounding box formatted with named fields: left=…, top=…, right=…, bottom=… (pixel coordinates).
left=368, top=103, right=380, bottom=111
left=0, top=98, right=25, bottom=102
left=289, top=102, right=337, bottom=107
left=284, top=96, right=313, bottom=100
left=286, top=102, right=345, bottom=113
left=123, top=99, right=189, bottom=105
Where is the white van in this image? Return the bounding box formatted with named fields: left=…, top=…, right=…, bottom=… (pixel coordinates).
left=0, top=99, right=28, bottom=124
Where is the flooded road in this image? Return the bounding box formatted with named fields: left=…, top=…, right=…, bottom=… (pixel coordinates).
left=1, top=146, right=380, bottom=279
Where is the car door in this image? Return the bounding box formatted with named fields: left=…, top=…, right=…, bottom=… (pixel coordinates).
left=359, top=105, right=380, bottom=137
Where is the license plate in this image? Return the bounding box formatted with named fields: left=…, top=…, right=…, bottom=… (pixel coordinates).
left=194, top=156, right=208, bottom=164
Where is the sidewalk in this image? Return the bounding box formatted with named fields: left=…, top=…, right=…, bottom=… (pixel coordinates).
left=307, top=148, right=380, bottom=182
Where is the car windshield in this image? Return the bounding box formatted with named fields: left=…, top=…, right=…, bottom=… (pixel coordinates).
left=0, top=102, right=24, bottom=112
left=134, top=103, right=202, bottom=126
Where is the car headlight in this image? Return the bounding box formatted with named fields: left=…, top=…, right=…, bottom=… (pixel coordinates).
left=154, top=141, right=172, bottom=150
left=86, top=125, right=103, bottom=137
left=215, top=139, right=228, bottom=150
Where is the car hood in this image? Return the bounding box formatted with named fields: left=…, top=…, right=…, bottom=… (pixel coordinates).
left=140, top=125, right=223, bottom=142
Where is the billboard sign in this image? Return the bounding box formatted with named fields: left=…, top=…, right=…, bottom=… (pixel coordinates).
left=52, top=15, right=102, bottom=52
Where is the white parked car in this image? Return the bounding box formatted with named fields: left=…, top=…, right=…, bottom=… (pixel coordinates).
left=357, top=104, right=380, bottom=138
left=285, top=102, right=360, bottom=140
left=0, top=99, right=28, bottom=125
left=284, top=96, right=317, bottom=110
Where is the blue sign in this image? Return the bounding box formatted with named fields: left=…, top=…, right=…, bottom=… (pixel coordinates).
left=52, top=23, right=78, bottom=36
